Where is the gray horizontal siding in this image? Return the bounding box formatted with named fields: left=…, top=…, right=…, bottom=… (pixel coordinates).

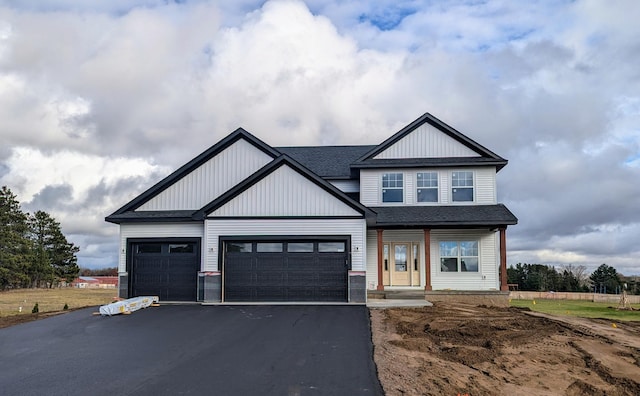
left=329, top=179, right=359, bottom=193
left=360, top=168, right=497, bottom=206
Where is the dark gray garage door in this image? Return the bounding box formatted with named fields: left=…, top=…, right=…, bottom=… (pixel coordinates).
left=223, top=239, right=349, bottom=302
left=130, top=241, right=200, bottom=301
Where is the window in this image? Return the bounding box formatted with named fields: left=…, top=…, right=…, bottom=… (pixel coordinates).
left=383, top=244, right=389, bottom=271
left=394, top=244, right=407, bottom=272
left=287, top=242, right=314, bottom=252
left=226, top=242, right=252, bottom=253
left=382, top=173, right=403, bottom=202
left=439, top=241, right=478, bottom=272
left=169, top=244, right=194, bottom=254
left=416, top=172, right=438, bottom=202
left=318, top=242, right=346, bottom=253
left=256, top=243, right=283, bottom=252
left=452, top=171, right=474, bottom=202
left=136, top=244, right=161, bottom=254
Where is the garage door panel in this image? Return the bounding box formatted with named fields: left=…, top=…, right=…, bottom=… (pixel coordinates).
left=318, top=273, right=346, bottom=283
left=257, top=256, right=286, bottom=270
left=257, top=271, right=286, bottom=284
left=134, top=257, right=165, bottom=271
left=224, top=289, right=255, bottom=301
left=256, top=287, right=288, bottom=301
left=225, top=273, right=257, bottom=290
left=286, top=272, right=317, bottom=287
left=287, top=288, right=316, bottom=300
left=287, top=256, right=316, bottom=266
left=130, top=241, right=199, bottom=301
left=317, top=255, right=347, bottom=270
left=223, top=239, right=348, bottom=302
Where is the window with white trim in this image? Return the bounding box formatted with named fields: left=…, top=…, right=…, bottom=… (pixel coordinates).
left=382, top=173, right=403, bottom=203
left=452, top=171, right=474, bottom=202
left=416, top=172, right=438, bottom=202
left=439, top=241, right=479, bottom=272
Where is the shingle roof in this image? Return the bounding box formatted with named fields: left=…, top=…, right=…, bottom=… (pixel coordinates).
left=105, top=210, right=197, bottom=223
left=352, top=157, right=506, bottom=169
left=370, top=204, right=518, bottom=228
left=276, top=145, right=375, bottom=179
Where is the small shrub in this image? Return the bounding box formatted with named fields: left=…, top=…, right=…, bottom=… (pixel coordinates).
left=63, top=303, right=69, bottom=310
left=32, top=302, right=39, bottom=314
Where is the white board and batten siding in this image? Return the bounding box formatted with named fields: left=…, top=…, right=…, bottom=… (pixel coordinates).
left=374, top=122, right=479, bottom=159
left=365, top=229, right=499, bottom=291
left=211, top=165, right=361, bottom=217
left=204, top=219, right=367, bottom=272
left=137, top=139, right=273, bottom=211
left=206, top=163, right=366, bottom=272
left=118, top=223, right=204, bottom=273
left=359, top=168, right=496, bottom=206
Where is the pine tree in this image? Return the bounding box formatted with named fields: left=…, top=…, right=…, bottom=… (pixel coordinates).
left=28, top=211, right=80, bottom=287
left=0, top=186, right=32, bottom=289
left=589, top=264, right=622, bottom=294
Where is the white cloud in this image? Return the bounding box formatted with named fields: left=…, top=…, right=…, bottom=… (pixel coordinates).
left=1, top=147, right=165, bottom=201
left=0, top=0, right=639, bottom=274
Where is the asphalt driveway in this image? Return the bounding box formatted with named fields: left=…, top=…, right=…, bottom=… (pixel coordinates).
left=0, top=305, right=383, bottom=396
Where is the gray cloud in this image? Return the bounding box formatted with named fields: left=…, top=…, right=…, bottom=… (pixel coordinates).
left=25, top=184, right=74, bottom=212
left=0, top=0, right=639, bottom=274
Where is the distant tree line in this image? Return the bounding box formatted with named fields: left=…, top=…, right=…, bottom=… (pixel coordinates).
left=508, top=263, right=639, bottom=295
left=79, top=267, right=118, bottom=276
left=0, top=186, right=80, bottom=290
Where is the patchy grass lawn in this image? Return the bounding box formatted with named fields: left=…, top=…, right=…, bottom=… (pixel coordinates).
left=510, top=298, right=640, bottom=321
left=0, top=288, right=117, bottom=318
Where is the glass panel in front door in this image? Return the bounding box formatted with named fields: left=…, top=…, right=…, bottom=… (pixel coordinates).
left=383, top=244, right=390, bottom=286
left=395, top=245, right=407, bottom=271
left=392, top=244, right=411, bottom=286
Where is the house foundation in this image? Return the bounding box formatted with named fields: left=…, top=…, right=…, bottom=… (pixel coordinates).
left=425, top=290, right=510, bottom=307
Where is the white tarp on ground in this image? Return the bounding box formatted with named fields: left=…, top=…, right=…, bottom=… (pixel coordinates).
left=99, top=296, right=159, bottom=316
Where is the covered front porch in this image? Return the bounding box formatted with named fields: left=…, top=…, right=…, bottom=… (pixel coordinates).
left=366, top=205, right=517, bottom=296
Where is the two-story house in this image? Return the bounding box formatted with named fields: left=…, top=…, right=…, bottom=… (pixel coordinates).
left=106, top=113, right=517, bottom=304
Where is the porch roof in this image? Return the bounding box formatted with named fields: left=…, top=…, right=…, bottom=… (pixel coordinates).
left=370, top=204, right=518, bottom=228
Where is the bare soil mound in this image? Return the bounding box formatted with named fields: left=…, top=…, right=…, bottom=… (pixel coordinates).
left=371, top=303, right=640, bottom=396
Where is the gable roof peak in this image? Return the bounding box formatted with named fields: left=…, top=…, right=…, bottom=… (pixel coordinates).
left=107, top=127, right=281, bottom=217
left=193, top=153, right=373, bottom=221
left=353, top=112, right=508, bottom=170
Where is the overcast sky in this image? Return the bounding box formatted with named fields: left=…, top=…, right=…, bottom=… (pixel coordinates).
left=1, top=0, right=639, bottom=275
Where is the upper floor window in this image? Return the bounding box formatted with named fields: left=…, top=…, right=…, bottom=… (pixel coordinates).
left=416, top=172, right=438, bottom=202
left=452, top=171, right=474, bottom=202
left=382, top=173, right=403, bottom=202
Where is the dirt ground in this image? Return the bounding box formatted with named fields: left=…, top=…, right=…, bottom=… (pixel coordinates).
left=3, top=302, right=639, bottom=395
left=0, top=310, right=77, bottom=329
left=370, top=303, right=640, bottom=396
